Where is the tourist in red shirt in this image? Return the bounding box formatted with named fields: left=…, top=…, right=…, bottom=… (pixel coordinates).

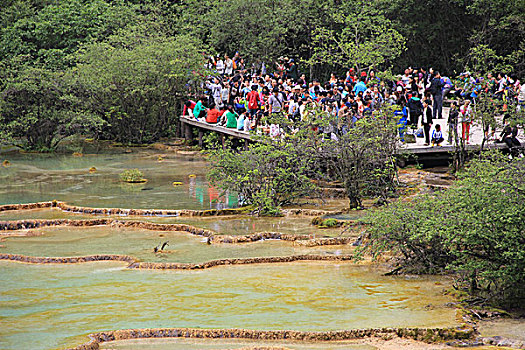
left=246, top=85, right=260, bottom=117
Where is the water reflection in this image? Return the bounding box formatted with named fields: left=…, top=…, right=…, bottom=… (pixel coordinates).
left=0, top=152, right=237, bottom=210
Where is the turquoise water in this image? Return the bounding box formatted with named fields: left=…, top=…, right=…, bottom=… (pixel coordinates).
left=0, top=208, right=343, bottom=237
left=0, top=152, right=234, bottom=210
left=0, top=226, right=353, bottom=263
left=0, top=262, right=457, bottom=350
left=0, top=151, right=465, bottom=350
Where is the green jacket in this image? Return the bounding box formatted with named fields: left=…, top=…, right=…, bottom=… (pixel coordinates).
left=193, top=101, right=205, bottom=119
left=225, top=111, right=238, bottom=128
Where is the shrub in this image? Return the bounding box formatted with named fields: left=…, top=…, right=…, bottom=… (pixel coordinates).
left=360, top=153, right=525, bottom=308
left=119, top=169, right=145, bottom=183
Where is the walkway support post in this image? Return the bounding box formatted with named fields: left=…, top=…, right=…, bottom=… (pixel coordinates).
left=185, top=123, right=193, bottom=142
left=198, top=131, right=204, bottom=148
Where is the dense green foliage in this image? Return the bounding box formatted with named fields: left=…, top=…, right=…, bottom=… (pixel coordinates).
left=362, top=154, right=525, bottom=306
left=207, top=106, right=400, bottom=213
left=0, top=0, right=137, bottom=70
left=0, top=1, right=207, bottom=149
left=1, top=0, right=523, bottom=149
left=0, top=67, right=103, bottom=150
left=206, top=141, right=318, bottom=215
left=309, top=0, right=406, bottom=72
left=309, top=108, right=400, bottom=208
left=176, top=0, right=524, bottom=76
left=73, top=30, right=205, bottom=144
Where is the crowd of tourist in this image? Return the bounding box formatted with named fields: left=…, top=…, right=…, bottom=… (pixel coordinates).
left=183, top=53, right=525, bottom=149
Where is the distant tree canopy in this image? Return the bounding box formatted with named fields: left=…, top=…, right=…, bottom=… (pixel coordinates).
left=0, top=0, right=523, bottom=149
left=0, top=0, right=138, bottom=70
left=1, top=0, right=522, bottom=75
left=308, top=0, right=406, bottom=73
left=73, top=30, right=206, bottom=144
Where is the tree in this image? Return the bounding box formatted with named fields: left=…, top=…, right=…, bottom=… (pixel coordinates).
left=0, top=67, right=103, bottom=151
left=178, top=0, right=329, bottom=70
left=73, top=30, right=206, bottom=144
left=362, top=153, right=525, bottom=307
left=467, top=0, right=525, bottom=76
left=308, top=0, right=406, bottom=73
left=206, top=140, right=318, bottom=216
left=0, top=0, right=137, bottom=70
left=289, top=105, right=401, bottom=209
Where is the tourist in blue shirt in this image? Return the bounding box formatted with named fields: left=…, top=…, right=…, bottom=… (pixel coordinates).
left=431, top=124, right=444, bottom=147
left=353, top=78, right=367, bottom=95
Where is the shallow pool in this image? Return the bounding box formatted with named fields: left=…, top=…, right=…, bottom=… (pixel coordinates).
left=0, top=226, right=353, bottom=263
left=0, top=152, right=227, bottom=210
left=0, top=262, right=457, bottom=350
left=0, top=208, right=345, bottom=237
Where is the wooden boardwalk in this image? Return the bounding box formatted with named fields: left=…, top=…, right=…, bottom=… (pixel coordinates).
left=180, top=116, right=508, bottom=158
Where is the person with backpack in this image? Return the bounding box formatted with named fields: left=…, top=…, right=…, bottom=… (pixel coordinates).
left=268, top=87, right=284, bottom=114
left=430, top=72, right=445, bottom=119
left=246, top=85, right=261, bottom=117
left=407, top=95, right=423, bottom=127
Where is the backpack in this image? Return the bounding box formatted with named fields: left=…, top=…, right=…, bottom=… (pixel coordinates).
left=430, top=79, right=442, bottom=95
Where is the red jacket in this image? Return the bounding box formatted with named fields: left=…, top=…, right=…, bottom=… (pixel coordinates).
left=247, top=90, right=260, bottom=110
left=206, top=109, right=221, bottom=123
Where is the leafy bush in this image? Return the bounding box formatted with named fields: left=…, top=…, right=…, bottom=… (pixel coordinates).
left=119, top=169, right=145, bottom=183
left=74, top=30, right=206, bottom=144
left=206, top=141, right=318, bottom=216
left=0, top=67, right=103, bottom=151
left=311, top=217, right=343, bottom=228
left=361, top=153, right=525, bottom=307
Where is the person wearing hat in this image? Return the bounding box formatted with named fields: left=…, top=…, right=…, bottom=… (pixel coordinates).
left=346, top=69, right=356, bottom=84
